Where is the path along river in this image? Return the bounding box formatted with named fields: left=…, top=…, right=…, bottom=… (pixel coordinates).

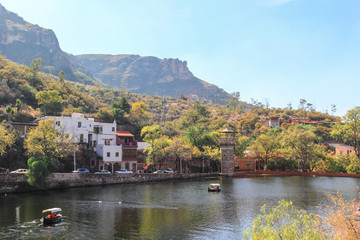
left=1, top=176, right=360, bottom=239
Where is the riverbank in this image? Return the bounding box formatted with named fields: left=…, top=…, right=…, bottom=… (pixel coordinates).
left=234, top=170, right=360, bottom=178
left=0, top=172, right=219, bottom=194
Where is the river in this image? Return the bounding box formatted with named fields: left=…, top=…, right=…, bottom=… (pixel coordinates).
left=1, top=176, right=360, bottom=239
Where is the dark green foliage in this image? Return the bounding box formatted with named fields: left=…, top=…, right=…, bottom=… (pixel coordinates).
left=27, top=156, right=57, bottom=188
left=265, top=158, right=297, bottom=171
left=185, top=124, right=218, bottom=151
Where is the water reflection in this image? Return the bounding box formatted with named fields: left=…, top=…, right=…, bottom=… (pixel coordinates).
left=1, top=176, right=360, bottom=239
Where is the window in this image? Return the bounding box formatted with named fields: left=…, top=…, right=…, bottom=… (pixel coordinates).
left=94, top=126, right=103, bottom=134
left=105, top=140, right=111, bottom=145
left=80, top=134, right=84, bottom=143
left=107, top=152, right=110, bottom=157
left=116, top=152, right=119, bottom=157
left=93, top=141, right=97, bottom=147
left=56, top=121, right=60, bottom=126
left=112, top=127, right=115, bottom=132
left=78, top=122, right=82, bottom=128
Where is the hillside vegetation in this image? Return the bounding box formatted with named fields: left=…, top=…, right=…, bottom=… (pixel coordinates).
left=4, top=54, right=359, bottom=176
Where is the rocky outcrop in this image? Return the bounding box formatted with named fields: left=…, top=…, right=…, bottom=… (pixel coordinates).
left=76, top=54, right=230, bottom=104
left=0, top=4, right=95, bottom=85
left=0, top=3, right=229, bottom=103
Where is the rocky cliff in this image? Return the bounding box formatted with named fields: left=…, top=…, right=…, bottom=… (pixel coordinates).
left=0, top=3, right=229, bottom=103
left=0, top=4, right=95, bottom=85
left=76, top=54, right=230, bottom=104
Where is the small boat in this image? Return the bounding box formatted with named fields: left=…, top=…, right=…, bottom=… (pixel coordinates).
left=208, top=183, right=221, bottom=192
left=42, top=208, right=63, bottom=225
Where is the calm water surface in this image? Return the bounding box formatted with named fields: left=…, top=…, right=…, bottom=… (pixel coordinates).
left=1, top=176, right=360, bottom=239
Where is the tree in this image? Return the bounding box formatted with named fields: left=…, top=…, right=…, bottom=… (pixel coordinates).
left=279, top=126, right=325, bottom=171
left=30, top=57, right=43, bottom=78
left=59, top=70, right=66, bottom=83
left=111, top=97, right=131, bottom=124
left=141, top=124, right=163, bottom=144
left=0, top=122, right=15, bottom=156
left=331, top=104, right=337, bottom=115
left=29, top=58, right=43, bottom=87
left=235, top=135, right=250, bottom=157
left=15, top=98, right=22, bottom=112
left=25, top=119, right=74, bottom=160
left=248, top=134, right=279, bottom=166
left=129, top=101, right=149, bottom=126
left=111, top=97, right=131, bottom=114
left=168, top=136, right=190, bottom=173
left=243, top=200, right=326, bottom=239
left=27, top=156, right=56, bottom=188
left=145, top=136, right=171, bottom=167
left=36, top=90, right=63, bottom=115
left=227, top=91, right=240, bottom=110
left=185, top=125, right=219, bottom=172
left=180, top=102, right=211, bottom=129
left=97, top=108, right=114, bottom=123
left=331, top=107, right=360, bottom=157
left=5, top=105, right=14, bottom=121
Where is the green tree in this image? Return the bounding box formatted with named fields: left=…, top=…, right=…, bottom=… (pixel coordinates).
left=141, top=124, right=163, bottom=144
left=146, top=136, right=171, bottom=167
left=243, top=200, right=326, bottom=240
left=168, top=136, right=191, bottom=173
left=25, top=119, right=74, bottom=160
left=15, top=98, right=22, bottom=112
left=29, top=57, right=43, bottom=88
left=248, top=134, right=279, bottom=166
left=111, top=97, right=131, bottom=114
left=129, top=101, right=149, bottom=126
left=97, top=108, right=114, bottom=123
left=36, top=90, right=64, bottom=115
left=331, top=106, right=360, bottom=157
left=59, top=70, right=66, bottom=83
left=279, top=126, right=325, bottom=171
left=27, top=156, right=56, bottom=188
left=180, top=102, right=211, bottom=129
left=30, top=57, right=43, bottom=78
left=0, top=122, right=15, bottom=156
left=234, top=135, right=250, bottom=157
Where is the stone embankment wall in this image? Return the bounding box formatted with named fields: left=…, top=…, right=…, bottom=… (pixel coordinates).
left=0, top=173, right=219, bottom=194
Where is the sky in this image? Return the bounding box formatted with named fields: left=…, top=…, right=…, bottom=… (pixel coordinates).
left=0, top=0, right=359, bottom=116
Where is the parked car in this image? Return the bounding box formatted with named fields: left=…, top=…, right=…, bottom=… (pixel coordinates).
left=164, top=168, right=174, bottom=173
left=153, top=170, right=165, bottom=174
left=10, top=169, right=28, bottom=174
left=72, top=168, right=90, bottom=173
left=0, top=168, right=6, bottom=173
left=144, top=169, right=153, bottom=173
left=115, top=169, right=133, bottom=174
left=94, top=170, right=111, bottom=174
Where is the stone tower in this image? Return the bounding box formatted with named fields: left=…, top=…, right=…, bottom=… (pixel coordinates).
left=219, top=128, right=236, bottom=176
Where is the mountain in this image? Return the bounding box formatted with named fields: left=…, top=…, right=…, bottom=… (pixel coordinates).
left=76, top=54, right=230, bottom=104
left=0, top=3, right=95, bottom=85
left=0, top=4, right=229, bottom=104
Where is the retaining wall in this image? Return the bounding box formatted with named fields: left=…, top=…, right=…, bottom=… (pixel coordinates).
left=0, top=173, right=219, bottom=194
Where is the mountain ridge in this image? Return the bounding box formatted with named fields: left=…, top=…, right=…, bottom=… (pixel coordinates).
left=0, top=3, right=229, bottom=104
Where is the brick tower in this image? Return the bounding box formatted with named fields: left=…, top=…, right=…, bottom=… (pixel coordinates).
left=219, top=128, right=236, bottom=176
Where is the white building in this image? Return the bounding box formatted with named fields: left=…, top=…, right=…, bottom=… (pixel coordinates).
left=41, top=113, right=126, bottom=172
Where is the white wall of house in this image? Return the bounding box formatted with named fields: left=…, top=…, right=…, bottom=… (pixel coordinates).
left=41, top=113, right=122, bottom=162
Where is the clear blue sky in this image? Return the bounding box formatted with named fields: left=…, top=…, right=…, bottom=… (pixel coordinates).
left=1, top=0, right=359, bottom=116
